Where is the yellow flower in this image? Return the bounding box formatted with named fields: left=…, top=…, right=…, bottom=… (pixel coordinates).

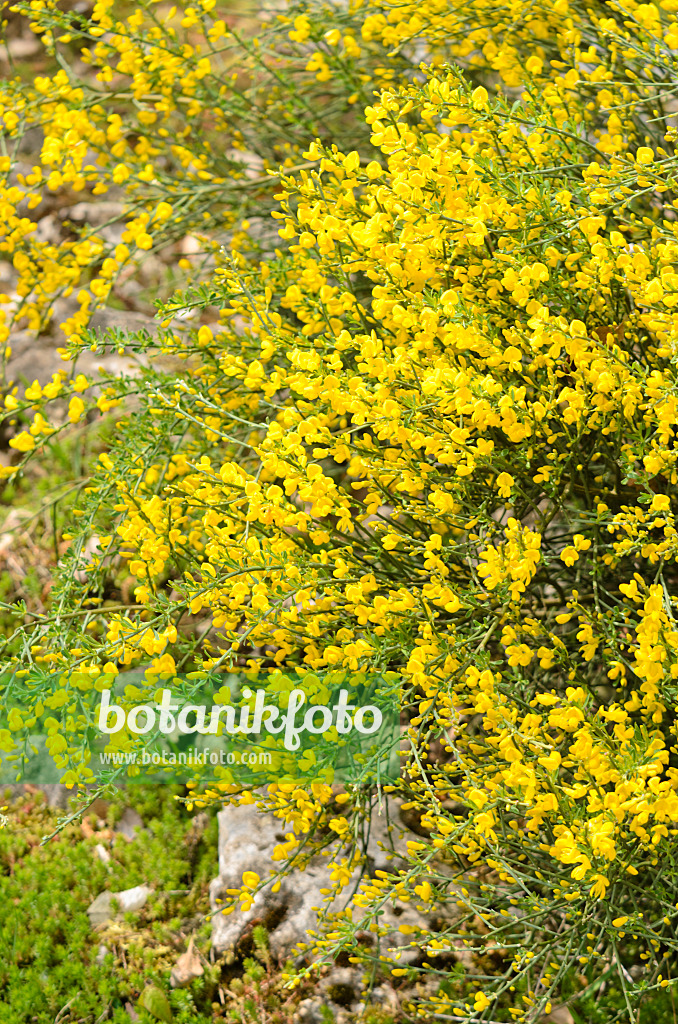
left=474, top=992, right=491, bottom=1012
left=589, top=874, right=610, bottom=899
left=650, top=493, right=671, bottom=513
left=560, top=546, right=579, bottom=566
left=9, top=432, right=35, bottom=453
left=496, top=472, right=514, bottom=498
left=471, top=86, right=489, bottom=109
left=68, top=396, right=86, bottom=423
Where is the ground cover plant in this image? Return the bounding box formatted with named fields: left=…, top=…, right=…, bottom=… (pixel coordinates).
left=0, top=786, right=224, bottom=1023
left=0, top=783, right=365, bottom=1023
left=5, top=0, right=678, bottom=1020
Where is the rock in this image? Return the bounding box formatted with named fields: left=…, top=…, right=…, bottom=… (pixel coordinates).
left=3, top=35, right=42, bottom=58
left=32, top=214, right=62, bottom=245
left=170, top=937, right=204, bottom=988
left=38, top=784, right=72, bottom=809
left=94, top=843, right=111, bottom=867
left=72, top=533, right=120, bottom=584
left=2, top=783, right=71, bottom=809
left=88, top=305, right=156, bottom=339
left=319, top=967, right=359, bottom=1007
left=288, top=964, right=397, bottom=1023
left=363, top=983, right=398, bottom=1015
left=210, top=797, right=441, bottom=962
left=114, top=806, right=144, bottom=841
left=5, top=291, right=155, bottom=394
left=87, top=892, right=117, bottom=929
left=115, top=883, right=153, bottom=913
left=541, top=1007, right=574, bottom=1024
left=295, top=997, right=325, bottom=1024
left=60, top=201, right=125, bottom=243
left=87, top=883, right=152, bottom=928
left=209, top=802, right=317, bottom=959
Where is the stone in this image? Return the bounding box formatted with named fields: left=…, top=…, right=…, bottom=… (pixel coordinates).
left=94, top=843, right=111, bottom=867
left=209, top=796, right=445, bottom=962
left=319, top=967, right=359, bottom=1007
left=295, top=997, right=324, bottom=1024
left=542, top=1007, right=574, bottom=1024
left=87, top=883, right=152, bottom=928
left=114, top=806, right=144, bottom=841
left=2, top=783, right=71, bottom=809
left=209, top=802, right=319, bottom=959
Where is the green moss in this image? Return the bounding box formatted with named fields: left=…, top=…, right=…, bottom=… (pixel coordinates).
left=0, top=786, right=219, bottom=1022
left=0, top=786, right=328, bottom=1022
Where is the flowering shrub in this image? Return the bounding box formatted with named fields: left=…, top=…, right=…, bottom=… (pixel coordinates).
left=6, top=0, right=678, bottom=1019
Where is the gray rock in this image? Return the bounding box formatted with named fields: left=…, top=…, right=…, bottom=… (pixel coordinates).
left=94, top=843, right=111, bottom=868
left=2, top=784, right=71, bottom=809
left=60, top=200, right=125, bottom=229
left=295, top=997, right=325, bottom=1024
left=87, top=883, right=152, bottom=928
left=319, top=967, right=359, bottom=1007
left=37, top=783, right=73, bottom=809
left=209, top=797, right=437, bottom=962
left=542, top=1008, right=575, bottom=1024
left=209, top=801, right=308, bottom=958
left=114, top=806, right=144, bottom=841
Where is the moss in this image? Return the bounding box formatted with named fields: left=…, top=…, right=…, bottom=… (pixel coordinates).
left=0, top=785, right=330, bottom=1022
left=0, top=786, right=218, bottom=1022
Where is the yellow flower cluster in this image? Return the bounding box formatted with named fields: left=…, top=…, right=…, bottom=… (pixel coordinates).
left=58, top=60, right=678, bottom=1010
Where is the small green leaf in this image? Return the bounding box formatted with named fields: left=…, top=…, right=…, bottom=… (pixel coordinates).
left=138, top=984, right=172, bottom=1023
